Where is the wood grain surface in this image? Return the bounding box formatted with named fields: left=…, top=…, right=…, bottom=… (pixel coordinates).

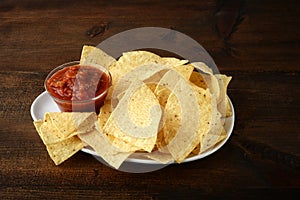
left=1, top=0, right=299, bottom=199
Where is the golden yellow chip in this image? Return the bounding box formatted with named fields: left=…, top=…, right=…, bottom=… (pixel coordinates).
left=189, top=71, right=207, bottom=89
left=153, top=68, right=185, bottom=108
left=108, top=51, right=191, bottom=101
left=98, top=101, right=113, bottom=128
left=171, top=63, right=194, bottom=80
left=46, top=136, right=84, bottom=165
left=188, top=68, right=225, bottom=154
left=111, top=63, right=168, bottom=105
left=215, top=74, right=232, bottom=117
left=191, top=62, right=220, bottom=99
left=200, top=112, right=223, bottom=153
left=104, top=80, right=162, bottom=152
left=161, top=57, right=189, bottom=67
left=190, top=84, right=217, bottom=154
left=163, top=93, right=181, bottom=145
left=106, top=51, right=164, bottom=100
left=143, top=151, right=174, bottom=164
left=80, top=45, right=116, bottom=68
left=226, top=96, right=233, bottom=117
left=78, top=122, right=133, bottom=169
left=191, top=144, right=200, bottom=155
left=157, top=70, right=201, bottom=163
left=216, top=127, right=227, bottom=145
left=191, top=62, right=213, bottom=74
left=34, top=119, right=64, bottom=145
left=120, top=51, right=163, bottom=68
left=33, top=114, right=88, bottom=165
left=46, top=112, right=96, bottom=139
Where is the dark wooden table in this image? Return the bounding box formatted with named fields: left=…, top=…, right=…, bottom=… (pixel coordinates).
left=1, top=0, right=299, bottom=199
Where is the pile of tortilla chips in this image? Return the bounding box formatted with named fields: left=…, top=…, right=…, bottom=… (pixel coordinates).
left=33, top=45, right=232, bottom=169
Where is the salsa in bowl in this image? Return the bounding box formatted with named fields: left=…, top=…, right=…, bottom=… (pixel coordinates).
left=45, top=61, right=111, bottom=113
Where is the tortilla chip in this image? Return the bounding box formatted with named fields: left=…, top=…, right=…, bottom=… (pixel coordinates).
left=217, top=127, right=227, bottom=145
left=34, top=119, right=65, bottom=145
left=120, top=51, right=163, bottom=68
left=192, top=144, right=200, bottom=155
left=191, top=62, right=220, bottom=99
left=98, top=101, right=141, bottom=152
left=190, top=84, right=216, bottom=154
left=201, top=114, right=223, bottom=152
left=158, top=70, right=201, bottom=163
left=113, top=79, right=162, bottom=138
left=154, top=69, right=185, bottom=108
left=111, top=63, right=168, bottom=106
left=171, top=63, right=194, bottom=80
left=143, top=151, right=174, bottom=164
left=78, top=122, right=133, bottom=169
left=226, top=96, right=233, bottom=117
left=191, top=62, right=213, bottom=74
left=215, top=74, right=232, bottom=117
left=106, top=51, right=164, bottom=99
left=33, top=116, right=86, bottom=165
left=80, top=45, right=116, bottom=68
left=104, top=80, right=161, bottom=152
left=98, top=101, right=113, bottom=129
left=200, top=107, right=223, bottom=153
left=161, top=57, right=189, bottom=67
left=46, top=112, right=97, bottom=139
left=46, top=136, right=84, bottom=165
left=189, top=71, right=207, bottom=89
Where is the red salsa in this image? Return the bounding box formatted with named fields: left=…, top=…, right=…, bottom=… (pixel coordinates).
left=46, top=64, right=111, bottom=113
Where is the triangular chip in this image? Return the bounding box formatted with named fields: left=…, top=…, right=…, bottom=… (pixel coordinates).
left=80, top=45, right=116, bottom=68
left=200, top=112, right=223, bottom=153
left=191, top=62, right=213, bottom=74
left=111, top=63, right=168, bottom=106
left=104, top=80, right=161, bottom=152
left=193, top=87, right=223, bottom=153
left=171, top=63, right=194, bottom=80
left=106, top=51, right=164, bottom=100
left=215, top=74, right=232, bottom=117
left=34, top=119, right=66, bottom=145
left=161, top=57, right=189, bottom=67
left=78, top=122, right=133, bottom=169
left=46, top=136, right=84, bottom=165
left=97, top=101, right=113, bottom=129
left=189, top=71, right=207, bottom=89
left=226, top=96, right=233, bottom=117
left=143, top=151, right=174, bottom=164
left=46, top=112, right=97, bottom=139
left=33, top=114, right=87, bottom=165
left=157, top=70, right=201, bottom=163
left=191, top=62, right=220, bottom=99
